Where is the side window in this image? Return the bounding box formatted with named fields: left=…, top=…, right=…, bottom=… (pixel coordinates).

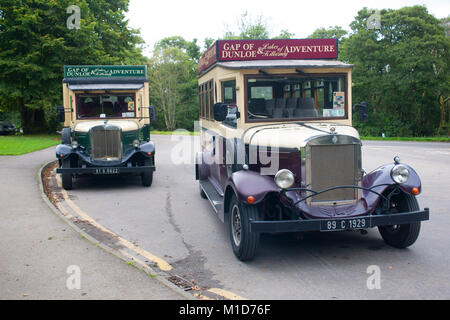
left=198, top=85, right=203, bottom=119
left=199, top=79, right=214, bottom=120
left=222, top=80, right=236, bottom=104
left=221, top=80, right=237, bottom=128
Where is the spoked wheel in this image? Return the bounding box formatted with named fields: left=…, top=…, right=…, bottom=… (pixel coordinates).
left=229, top=194, right=259, bottom=261
left=61, top=158, right=72, bottom=190
left=141, top=158, right=153, bottom=187
left=378, top=193, right=421, bottom=248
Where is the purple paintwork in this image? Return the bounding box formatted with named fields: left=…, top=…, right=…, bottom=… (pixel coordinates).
left=279, top=162, right=422, bottom=219
left=226, top=170, right=279, bottom=204
left=197, top=130, right=422, bottom=221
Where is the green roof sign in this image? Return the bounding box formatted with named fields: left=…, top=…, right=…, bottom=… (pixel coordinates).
left=64, top=65, right=147, bottom=78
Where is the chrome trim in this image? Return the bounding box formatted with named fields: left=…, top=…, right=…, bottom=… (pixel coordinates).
left=303, top=135, right=362, bottom=205
left=89, top=124, right=122, bottom=161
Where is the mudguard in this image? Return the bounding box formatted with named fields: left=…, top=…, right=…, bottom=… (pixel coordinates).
left=225, top=170, right=279, bottom=205
left=362, top=162, right=422, bottom=211
left=55, top=144, right=73, bottom=160
left=140, top=141, right=155, bottom=157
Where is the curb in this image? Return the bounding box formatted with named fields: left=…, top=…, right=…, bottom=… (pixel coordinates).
left=37, top=160, right=194, bottom=300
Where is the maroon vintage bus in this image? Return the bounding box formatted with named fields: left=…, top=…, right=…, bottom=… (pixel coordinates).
left=196, top=39, right=429, bottom=261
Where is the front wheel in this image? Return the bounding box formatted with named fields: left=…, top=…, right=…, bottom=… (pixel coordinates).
left=141, top=158, right=153, bottom=187
left=378, top=193, right=421, bottom=248
left=228, top=194, right=260, bottom=261
left=61, top=158, right=72, bottom=190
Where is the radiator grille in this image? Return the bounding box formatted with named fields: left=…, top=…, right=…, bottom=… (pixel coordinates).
left=309, top=144, right=359, bottom=203
left=90, top=125, right=122, bottom=160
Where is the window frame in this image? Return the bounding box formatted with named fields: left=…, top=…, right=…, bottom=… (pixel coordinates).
left=243, top=73, right=349, bottom=123
left=199, top=79, right=214, bottom=120
left=75, top=92, right=137, bottom=120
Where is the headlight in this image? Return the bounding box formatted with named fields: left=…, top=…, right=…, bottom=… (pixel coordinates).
left=133, top=139, right=140, bottom=148
left=274, top=169, right=295, bottom=189
left=391, top=164, right=410, bottom=184
left=71, top=140, right=78, bottom=149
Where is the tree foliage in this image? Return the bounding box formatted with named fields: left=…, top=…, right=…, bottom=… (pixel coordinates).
left=341, top=6, right=449, bottom=137
left=1, top=5, right=447, bottom=136
left=0, top=0, right=145, bottom=133
left=148, top=42, right=198, bottom=131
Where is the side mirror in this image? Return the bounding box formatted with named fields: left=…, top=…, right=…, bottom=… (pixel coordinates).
left=353, top=101, right=369, bottom=123
left=213, top=103, right=228, bottom=122
left=149, top=106, right=156, bottom=122
left=57, top=105, right=65, bottom=123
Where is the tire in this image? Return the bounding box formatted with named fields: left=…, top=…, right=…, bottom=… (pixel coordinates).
left=228, top=194, right=260, bottom=261
left=141, top=158, right=153, bottom=187
left=61, top=158, right=72, bottom=190
left=378, top=193, right=421, bottom=248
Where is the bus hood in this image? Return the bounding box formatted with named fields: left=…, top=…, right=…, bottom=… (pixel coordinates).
left=243, top=123, right=360, bottom=149
left=73, top=120, right=139, bottom=133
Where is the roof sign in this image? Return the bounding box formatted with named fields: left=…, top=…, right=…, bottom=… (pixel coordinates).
left=64, top=65, right=147, bottom=79
left=198, top=39, right=338, bottom=74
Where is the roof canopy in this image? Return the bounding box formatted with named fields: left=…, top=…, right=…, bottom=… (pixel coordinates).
left=198, top=39, right=340, bottom=75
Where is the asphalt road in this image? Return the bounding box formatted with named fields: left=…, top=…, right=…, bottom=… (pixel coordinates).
left=49, top=136, right=450, bottom=299
left=0, top=147, right=185, bottom=300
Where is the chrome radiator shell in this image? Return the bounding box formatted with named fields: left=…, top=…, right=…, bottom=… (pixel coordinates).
left=89, top=124, right=122, bottom=161
left=301, top=135, right=362, bottom=205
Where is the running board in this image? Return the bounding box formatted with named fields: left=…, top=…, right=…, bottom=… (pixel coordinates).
left=199, top=180, right=223, bottom=214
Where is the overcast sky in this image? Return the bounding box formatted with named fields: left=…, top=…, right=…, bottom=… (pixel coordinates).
left=126, top=0, right=449, bottom=56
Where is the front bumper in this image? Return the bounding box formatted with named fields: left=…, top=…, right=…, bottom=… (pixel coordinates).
left=250, top=208, right=429, bottom=233
left=56, top=165, right=155, bottom=175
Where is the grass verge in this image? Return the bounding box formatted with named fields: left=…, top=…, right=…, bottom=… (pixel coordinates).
left=0, top=134, right=60, bottom=155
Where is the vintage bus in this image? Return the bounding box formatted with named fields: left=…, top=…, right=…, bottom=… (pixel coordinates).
left=195, top=39, right=429, bottom=261
left=55, top=65, right=156, bottom=189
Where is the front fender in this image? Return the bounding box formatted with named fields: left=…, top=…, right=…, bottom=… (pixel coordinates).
left=55, top=144, right=73, bottom=160
left=139, top=141, right=155, bottom=157
left=362, top=162, right=422, bottom=209
left=225, top=170, right=279, bottom=205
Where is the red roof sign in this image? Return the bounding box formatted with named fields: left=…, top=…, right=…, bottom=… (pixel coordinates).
left=198, top=39, right=338, bottom=74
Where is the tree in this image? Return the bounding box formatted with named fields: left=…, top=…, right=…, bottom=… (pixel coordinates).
left=155, top=36, right=201, bottom=62
left=341, top=6, right=449, bottom=137
left=308, top=26, right=348, bottom=41
left=203, top=37, right=215, bottom=50
left=274, top=29, right=295, bottom=39
left=0, top=0, right=145, bottom=133
left=148, top=45, right=197, bottom=131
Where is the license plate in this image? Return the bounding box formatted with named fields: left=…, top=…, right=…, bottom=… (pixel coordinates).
left=320, top=217, right=371, bottom=232
left=94, top=168, right=120, bottom=175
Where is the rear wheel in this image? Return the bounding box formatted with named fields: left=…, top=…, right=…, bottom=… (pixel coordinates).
left=228, top=194, right=260, bottom=261
left=61, top=158, right=72, bottom=190
left=141, top=158, right=153, bottom=187
left=378, top=193, right=421, bottom=248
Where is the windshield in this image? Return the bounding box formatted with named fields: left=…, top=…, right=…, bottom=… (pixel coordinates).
left=246, top=75, right=346, bottom=122
left=76, top=93, right=136, bottom=119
